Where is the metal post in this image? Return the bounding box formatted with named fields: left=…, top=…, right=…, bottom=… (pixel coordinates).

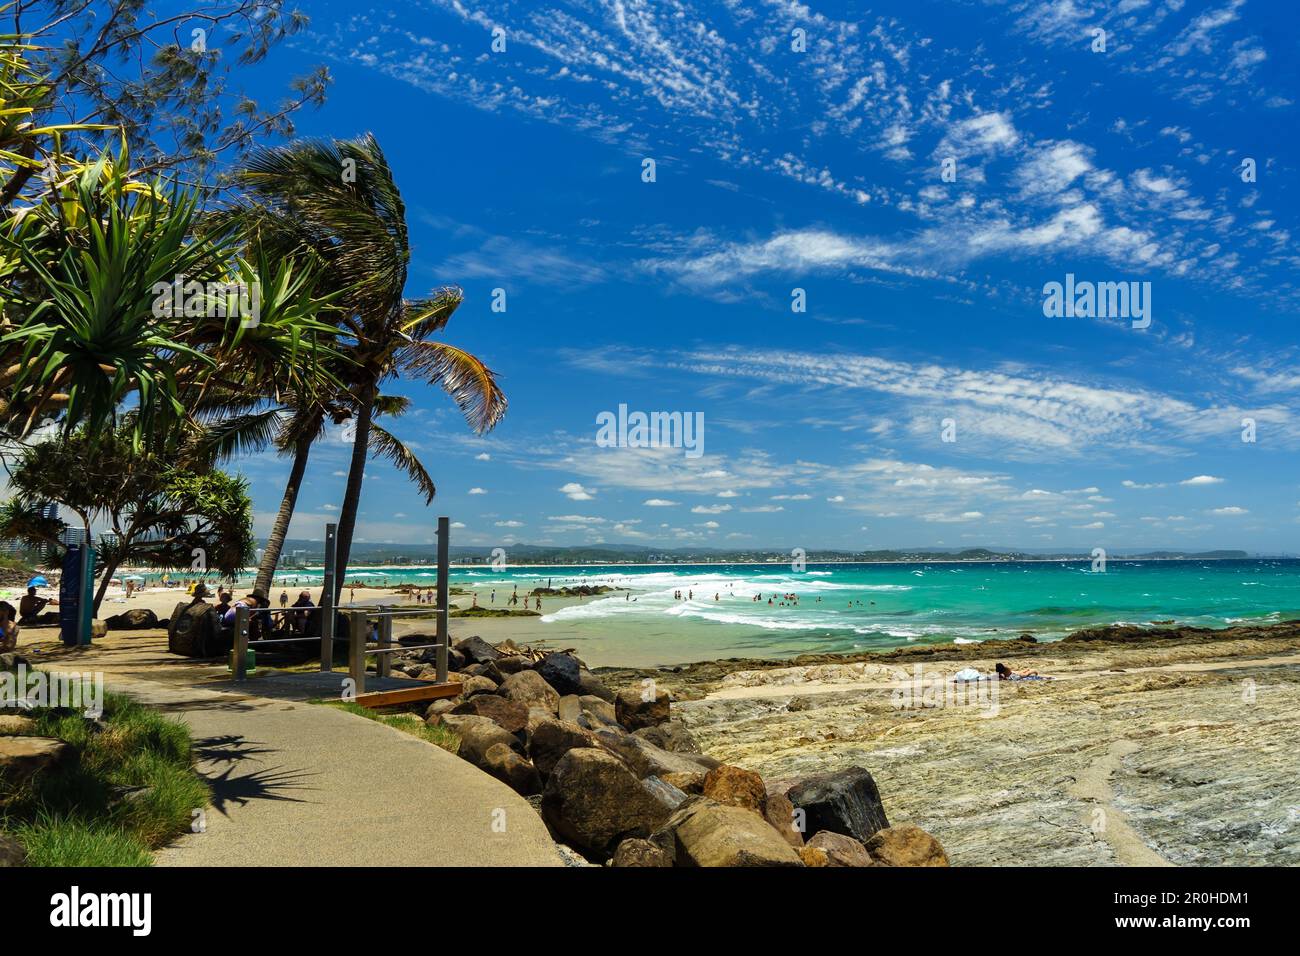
left=320, top=522, right=337, bottom=671
left=377, top=605, right=392, bottom=679
left=348, top=610, right=367, bottom=696
left=436, top=515, right=449, bottom=684
left=233, top=604, right=250, bottom=682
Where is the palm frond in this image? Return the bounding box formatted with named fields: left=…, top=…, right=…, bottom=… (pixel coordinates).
left=368, top=422, right=435, bottom=504
left=398, top=340, right=508, bottom=434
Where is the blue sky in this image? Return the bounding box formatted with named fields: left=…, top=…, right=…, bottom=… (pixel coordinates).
left=226, top=0, right=1298, bottom=553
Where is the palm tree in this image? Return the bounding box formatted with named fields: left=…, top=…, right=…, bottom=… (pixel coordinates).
left=228, top=134, right=507, bottom=601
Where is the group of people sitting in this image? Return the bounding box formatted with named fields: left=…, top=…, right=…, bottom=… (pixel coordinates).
left=187, top=584, right=318, bottom=640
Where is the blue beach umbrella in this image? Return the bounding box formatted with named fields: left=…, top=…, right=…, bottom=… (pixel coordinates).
left=26, top=575, right=49, bottom=588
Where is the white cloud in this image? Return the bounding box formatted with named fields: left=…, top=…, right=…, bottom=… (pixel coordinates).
left=560, top=482, right=595, bottom=501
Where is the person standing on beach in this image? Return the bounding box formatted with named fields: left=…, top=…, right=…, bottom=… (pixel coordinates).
left=280, top=590, right=288, bottom=609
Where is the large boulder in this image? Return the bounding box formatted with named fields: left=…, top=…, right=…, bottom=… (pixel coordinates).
left=459, top=675, right=498, bottom=698
left=615, top=686, right=670, bottom=730
left=662, top=770, right=707, bottom=795
left=633, top=721, right=701, bottom=754
left=540, top=749, right=672, bottom=857
left=577, top=669, right=616, bottom=702
left=535, top=653, right=583, bottom=696
left=807, top=830, right=873, bottom=867
left=641, top=775, right=690, bottom=813
left=785, top=766, right=889, bottom=844
left=591, top=728, right=719, bottom=779
left=653, top=797, right=803, bottom=867
left=763, top=791, right=805, bottom=848
left=104, top=607, right=159, bottom=630
left=498, top=670, right=560, bottom=715
left=454, top=635, right=501, bottom=665
left=579, top=696, right=619, bottom=727
left=0, top=715, right=37, bottom=735
left=0, top=833, right=26, bottom=867
left=702, top=765, right=766, bottom=814
left=495, top=655, right=532, bottom=675
left=526, top=717, right=599, bottom=778
left=557, top=695, right=583, bottom=724
left=480, top=743, right=542, bottom=796
left=424, top=699, right=458, bottom=721
left=611, top=837, right=673, bottom=867
left=441, top=715, right=521, bottom=766
left=0, top=736, right=72, bottom=787
left=450, top=695, right=529, bottom=735
left=864, top=824, right=950, bottom=867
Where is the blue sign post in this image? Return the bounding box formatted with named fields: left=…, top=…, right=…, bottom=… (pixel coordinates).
left=58, top=544, right=96, bottom=646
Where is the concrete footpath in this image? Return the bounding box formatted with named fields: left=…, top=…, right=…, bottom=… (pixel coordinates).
left=38, top=635, right=563, bottom=866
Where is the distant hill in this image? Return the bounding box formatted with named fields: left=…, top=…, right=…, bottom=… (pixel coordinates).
left=266, top=538, right=1255, bottom=567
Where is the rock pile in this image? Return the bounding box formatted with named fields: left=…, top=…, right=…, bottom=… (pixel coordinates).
left=392, top=637, right=949, bottom=867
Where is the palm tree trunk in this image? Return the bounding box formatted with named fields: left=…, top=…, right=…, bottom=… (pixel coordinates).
left=331, top=387, right=376, bottom=604
left=255, top=431, right=314, bottom=595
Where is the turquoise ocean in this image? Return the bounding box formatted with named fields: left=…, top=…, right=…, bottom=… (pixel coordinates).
left=252, top=558, right=1300, bottom=660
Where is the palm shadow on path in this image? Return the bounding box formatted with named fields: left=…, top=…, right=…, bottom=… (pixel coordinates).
left=190, top=732, right=319, bottom=817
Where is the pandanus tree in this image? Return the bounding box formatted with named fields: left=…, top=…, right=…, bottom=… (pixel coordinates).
left=0, top=141, right=342, bottom=447
left=225, top=134, right=507, bottom=600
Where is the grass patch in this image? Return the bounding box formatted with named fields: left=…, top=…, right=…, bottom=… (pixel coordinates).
left=0, top=690, right=208, bottom=866
left=312, top=699, right=460, bottom=753
left=16, top=815, right=151, bottom=867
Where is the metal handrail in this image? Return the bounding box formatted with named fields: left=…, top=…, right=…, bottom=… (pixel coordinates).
left=230, top=516, right=451, bottom=694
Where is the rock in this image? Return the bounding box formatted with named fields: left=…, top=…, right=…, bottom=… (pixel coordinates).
left=460, top=675, right=498, bottom=697
left=611, top=837, right=673, bottom=867
left=633, top=721, right=702, bottom=754
left=540, top=749, right=672, bottom=857
left=450, top=695, right=529, bottom=734
left=0, top=736, right=72, bottom=786
left=454, top=635, right=501, bottom=665
left=495, top=655, right=531, bottom=674
left=0, top=833, right=26, bottom=867
left=786, top=766, right=890, bottom=844
left=557, top=695, right=583, bottom=724
left=462, top=663, right=490, bottom=678
left=661, top=770, right=707, bottom=794
left=445, top=648, right=468, bottom=672
left=863, top=824, right=950, bottom=867
left=441, top=715, right=521, bottom=766
left=615, top=686, right=671, bottom=730
left=703, top=765, right=767, bottom=814
left=641, top=775, right=689, bottom=813
left=104, top=608, right=159, bottom=630
left=0, top=653, right=28, bottom=672
left=424, top=699, right=458, bottom=720
left=763, top=792, right=805, bottom=848
left=0, top=715, right=36, bottom=735
left=499, top=670, right=560, bottom=714
left=481, top=742, right=542, bottom=796
left=654, top=797, right=803, bottom=867
left=592, top=728, right=719, bottom=779
left=535, top=652, right=583, bottom=696
left=807, top=830, right=873, bottom=867
left=578, top=695, right=618, bottom=727
left=798, top=846, right=831, bottom=867
left=90, top=619, right=108, bottom=640
left=577, top=669, right=616, bottom=702
left=526, top=716, right=598, bottom=778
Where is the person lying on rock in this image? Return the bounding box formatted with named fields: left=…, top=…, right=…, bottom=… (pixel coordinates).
left=995, top=662, right=1049, bottom=681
